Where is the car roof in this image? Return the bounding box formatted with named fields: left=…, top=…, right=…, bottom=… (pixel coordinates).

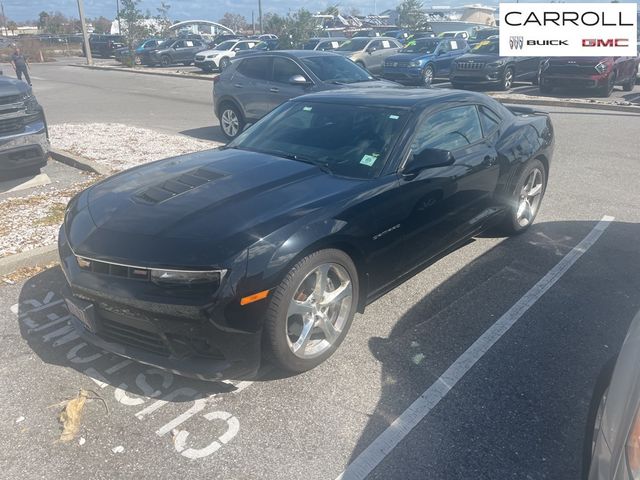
left=350, top=36, right=398, bottom=41
left=290, top=87, right=491, bottom=109
left=243, top=50, right=346, bottom=59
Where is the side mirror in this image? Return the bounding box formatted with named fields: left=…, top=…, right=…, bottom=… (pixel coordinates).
left=289, top=74, right=311, bottom=86
left=403, top=148, right=455, bottom=176
left=367, top=47, right=376, bottom=54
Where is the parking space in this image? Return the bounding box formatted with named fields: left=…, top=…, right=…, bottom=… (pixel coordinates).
left=1, top=93, right=639, bottom=479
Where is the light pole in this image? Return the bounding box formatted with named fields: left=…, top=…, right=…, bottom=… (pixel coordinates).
left=116, top=0, right=121, bottom=34
left=77, top=0, right=93, bottom=65
left=258, top=0, right=263, bottom=34
left=0, top=1, right=7, bottom=37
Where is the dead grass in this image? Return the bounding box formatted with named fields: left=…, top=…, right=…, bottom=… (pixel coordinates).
left=35, top=203, right=67, bottom=227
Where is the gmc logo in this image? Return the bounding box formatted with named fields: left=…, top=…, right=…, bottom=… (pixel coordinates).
left=582, top=38, right=629, bottom=47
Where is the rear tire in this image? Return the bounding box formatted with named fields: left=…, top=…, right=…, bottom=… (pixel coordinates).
left=219, top=103, right=244, bottom=141
left=263, top=249, right=359, bottom=373
left=497, top=159, right=547, bottom=235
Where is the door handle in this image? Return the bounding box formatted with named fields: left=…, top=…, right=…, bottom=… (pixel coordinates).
left=269, top=87, right=279, bottom=93
left=233, top=83, right=243, bottom=88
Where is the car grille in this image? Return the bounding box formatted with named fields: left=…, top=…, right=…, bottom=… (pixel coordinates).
left=545, top=64, right=598, bottom=76
left=0, top=117, right=25, bottom=135
left=0, top=94, right=22, bottom=106
left=195, top=55, right=205, bottom=61
left=134, top=167, right=226, bottom=205
left=456, top=61, right=485, bottom=71
left=100, top=316, right=170, bottom=356
left=82, top=258, right=150, bottom=280
left=385, top=61, right=410, bottom=68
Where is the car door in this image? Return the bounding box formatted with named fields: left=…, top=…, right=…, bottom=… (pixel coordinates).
left=231, top=56, right=274, bottom=121
left=433, top=40, right=457, bottom=76
left=398, top=104, right=500, bottom=267
left=266, top=57, right=314, bottom=112
left=515, top=56, right=539, bottom=81
left=364, top=40, right=385, bottom=72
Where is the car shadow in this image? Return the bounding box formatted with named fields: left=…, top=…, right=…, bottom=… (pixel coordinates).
left=346, top=220, right=640, bottom=479
left=180, top=126, right=227, bottom=144
left=17, top=266, right=239, bottom=401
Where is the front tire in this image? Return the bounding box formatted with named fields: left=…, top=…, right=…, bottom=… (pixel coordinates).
left=622, top=76, right=634, bottom=92
left=219, top=103, right=244, bottom=141
left=498, top=159, right=547, bottom=235
left=598, top=73, right=615, bottom=97
left=160, top=55, right=171, bottom=67
left=499, top=67, right=514, bottom=91
left=263, top=249, right=359, bottom=373
left=219, top=57, right=230, bottom=70
left=422, top=64, right=434, bottom=87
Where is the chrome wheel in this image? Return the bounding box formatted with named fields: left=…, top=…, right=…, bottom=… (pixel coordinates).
left=221, top=109, right=239, bottom=138
left=503, top=68, right=513, bottom=90
left=285, top=263, right=353, bottom=359
left=422, top=65, right=434, bottom=86
left=516, top=167, right=544, bottom=227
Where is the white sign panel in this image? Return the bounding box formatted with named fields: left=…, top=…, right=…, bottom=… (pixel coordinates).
left=499, top=3, right=637, bottom=56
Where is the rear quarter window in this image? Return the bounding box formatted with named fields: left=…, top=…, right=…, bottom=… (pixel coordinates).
left=236, top=57, right=272, bottom=81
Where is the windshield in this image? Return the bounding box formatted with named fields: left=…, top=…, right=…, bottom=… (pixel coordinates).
left=470, top=29, right=498, bottom=41
left=215, top=40, right=237, bottom=51
left=303, top=39, right=320, bottom=50
left=401, top=39, right=439, bottom=54
left=472, top=40, right=499, bottom=54
left=301, top=56, right=374, bottom=83
left=336, top=38, right=370, bottom=52
left=228, top=101, right=408, bottom=179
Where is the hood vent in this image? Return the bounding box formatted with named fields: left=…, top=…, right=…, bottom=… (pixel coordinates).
left=134, top=167, right=226, bottom=205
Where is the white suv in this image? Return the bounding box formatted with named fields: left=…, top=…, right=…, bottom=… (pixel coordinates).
left=195, top=39, right=259, bottom=72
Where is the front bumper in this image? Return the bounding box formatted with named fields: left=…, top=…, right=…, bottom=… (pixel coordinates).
left=58, top=228, right=263, bottom=381
left=382, top=67, right=423, bottom=84
left=541, top=73, right=609, bottom=89
left=0, top=115, right=49, bottom=176
left=195, top=59, right=217, bottom=70
left=450, top=69, right=503, bottom=85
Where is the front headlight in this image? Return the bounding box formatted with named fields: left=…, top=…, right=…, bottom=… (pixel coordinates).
left=207, top=54, right=215, bottom=59
left=22, top=93, right=40, bottom=115
left=486, top=60, right=506, bottom=68
left=408, top=60, right=423, bottom=67
left=150, top=268, right=226, bottom=286
left=595, top=61, right=610, bottom=74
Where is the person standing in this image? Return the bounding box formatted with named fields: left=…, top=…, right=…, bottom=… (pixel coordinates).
left=11, top=48, right=31, bottom=86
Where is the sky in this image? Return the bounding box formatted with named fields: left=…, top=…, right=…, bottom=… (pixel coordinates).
left=2, top=0, right=638, bottom=23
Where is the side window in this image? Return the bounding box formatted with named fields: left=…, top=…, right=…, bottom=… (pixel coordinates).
left=478, top=105, right=502, bottom=135
left=236, top=42, right=250, bottom=50
left=369, top=40, right=382, bottom=51
left=438, top=41, right=451, bottom=54
left=173, top=41, right=184, bottom=48
left=236, top=57, right=272, bottom=81
left=411, top=106, right=483, bottom=152
left=272, top=57, right=306, bottom=84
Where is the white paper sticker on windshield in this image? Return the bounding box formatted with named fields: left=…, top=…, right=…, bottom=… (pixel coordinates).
left=331, top=42, right=339, bottom=48
left=360, top=154, right=378, bottom=166
left=449, top=40, right=457, bottom=49
left=382, top=40, right=390, bottom=48
left=389, top=115, right=399, bottom=120
left=303, top=106, right=312, bottom=111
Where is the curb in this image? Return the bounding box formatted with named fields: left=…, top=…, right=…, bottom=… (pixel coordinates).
left=49, top=148, right=111, bottom=176
left=70, top=63, right=216, bottom=82
left=0, top=244, right=58, bottom=276
left=489, top=95, right=640, bottom=114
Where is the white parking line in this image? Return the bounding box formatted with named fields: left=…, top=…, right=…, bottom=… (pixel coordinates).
left=335, top=215, right=614, bottom=480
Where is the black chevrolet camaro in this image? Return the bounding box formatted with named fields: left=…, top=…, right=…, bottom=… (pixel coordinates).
left=59, top=88, right=554, bottom=380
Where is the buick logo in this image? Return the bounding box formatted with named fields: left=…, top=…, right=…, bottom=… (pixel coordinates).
left=509, top=36, right=524, bottom=50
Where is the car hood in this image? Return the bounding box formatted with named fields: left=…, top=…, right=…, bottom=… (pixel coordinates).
left=455, top=53, right=501, bottom=63
left=385, top=52, right=434, bottom=62
left=327, top=79, right=399, bottom=88
left=0, top=76, right=30, bottom=96
left=197, top=49, right=230, bottom=56
left=66, top=149, right=360, bottom=267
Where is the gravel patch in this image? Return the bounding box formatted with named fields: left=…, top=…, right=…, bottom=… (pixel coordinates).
left=1, top=124, right=222, bottom=259
left=49, top=123, right=221, bottom=173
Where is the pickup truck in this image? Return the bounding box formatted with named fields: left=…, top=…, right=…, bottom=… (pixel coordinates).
left=0, top=76, right=49, bottom=180
left=82, top=34, right=125, bottom=58
left=539, top=56, right=638, bottom=97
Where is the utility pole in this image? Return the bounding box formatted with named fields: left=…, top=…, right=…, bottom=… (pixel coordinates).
left=252, top=11, right=255, bottom=35
left=258, top=0, right=263, bottom=34
left=116, top=0, right=121, bottom=34
left=77, top=0, right=93, bottom=65
left=0, top=1, right=7, bottom=38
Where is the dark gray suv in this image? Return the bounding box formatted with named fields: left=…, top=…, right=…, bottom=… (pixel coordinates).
left=213, top=51, right=398, bottom=140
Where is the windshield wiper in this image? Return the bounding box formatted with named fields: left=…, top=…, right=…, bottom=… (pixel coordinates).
left=268, top=151, right=333, bottom=174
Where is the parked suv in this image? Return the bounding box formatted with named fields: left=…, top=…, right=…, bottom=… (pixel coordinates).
left=383, top=37, right=470, bottom=86
left=0, top=78, right=49, bottom=180
left=83, top=34, right=125, bottom=58
left=195, top=39, right=260, bottom=72
left=144, top=38, right=207, bottom=67
left=450, top=38, right=541, bottom=90
left=334, top=37, right=402, bottom=73
left=539, top=56, right=638, bottom=97
left=213, top=51, right=397, bottom=140
left=302, top=37, right=347, bottom=51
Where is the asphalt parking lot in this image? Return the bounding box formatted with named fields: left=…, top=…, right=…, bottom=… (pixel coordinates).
left=1, top=63, right=640, bottom=479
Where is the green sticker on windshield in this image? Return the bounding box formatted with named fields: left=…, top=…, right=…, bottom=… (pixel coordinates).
left=360, top=154, right=378, bottom=166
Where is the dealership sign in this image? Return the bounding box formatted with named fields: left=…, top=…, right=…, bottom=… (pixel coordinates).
left=499, top=3, right=637, bottom=56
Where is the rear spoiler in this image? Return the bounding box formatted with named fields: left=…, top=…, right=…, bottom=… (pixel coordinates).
left=505, top=105, right=549, bottom=116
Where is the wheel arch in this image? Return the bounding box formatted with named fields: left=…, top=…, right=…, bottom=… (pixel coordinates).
left=215, top=96, right=246, bottom=123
